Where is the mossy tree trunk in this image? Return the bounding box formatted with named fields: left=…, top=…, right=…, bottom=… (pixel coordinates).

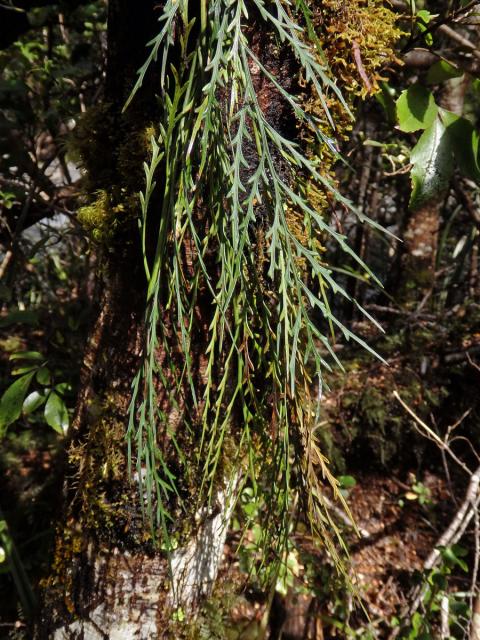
left=34, top=0, right=403, bottom=636
left=38, top=1, right=299, bottom=636
left=38, top=3, right=236, bottom=638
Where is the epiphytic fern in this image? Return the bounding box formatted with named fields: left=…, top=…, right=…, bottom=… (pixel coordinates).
left=125, top=0, right=383, bottom=579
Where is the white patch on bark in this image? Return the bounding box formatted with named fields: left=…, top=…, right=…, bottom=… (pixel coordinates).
left=52, top=545, right=163, bottom=640
left=51, top=478, right=239, bottom=638
left=53, top=607, right=158, bottom=640
left=168, top=475, right=239, bottom=609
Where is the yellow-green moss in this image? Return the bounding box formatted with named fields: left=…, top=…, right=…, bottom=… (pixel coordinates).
left=77, top=190, right=118, bottom=243
left=299, top=0, right=403, bottom=152
left=117, top=124, right=158, bottom=186
left=70, top=101, right=158, bottom=244
left=77, top=185, right=141, bottom=243
left=319, top=0, right=404, bottom=99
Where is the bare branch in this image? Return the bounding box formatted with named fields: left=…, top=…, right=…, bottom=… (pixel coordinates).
left=393, top=391, right=473, bottom=475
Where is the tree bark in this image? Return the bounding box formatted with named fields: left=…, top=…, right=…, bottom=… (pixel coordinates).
left=399, top=75, right=470, bottom=306
left=37, top=3, right=239, bottom=637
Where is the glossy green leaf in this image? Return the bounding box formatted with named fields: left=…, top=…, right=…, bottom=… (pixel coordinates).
left=23, top=390, right=46, bottom=415
left=36, top=367, right=51, bottom=386
left=0, top=372, right=35, bottom=437
left=9, top=351, right=44, bottom=361
left=441, top=109, right=480, bottom=182
left=409, top=116, right=454, bottom=210
left=426, top=60, right=463, bottom=84
left=44, top=392, right=69, bottom=435
left=54, top=382, right=72, bottom=395
left=416, top=10, right=435, bottom=46
left=396, top=84, right=438, bottom=133
left=416, top=9, right=432, bottom=24
left=338, top=475, right=356, bottom=489
left=11, top=366, right=38, bottom=376
left=440, top=545, right=468, bottom=572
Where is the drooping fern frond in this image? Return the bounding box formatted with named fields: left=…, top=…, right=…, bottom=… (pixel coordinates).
left=125, top=0, right=384, bottom=576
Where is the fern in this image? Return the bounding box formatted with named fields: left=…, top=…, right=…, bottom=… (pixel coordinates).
left=125, top=0, right=381, bottom=577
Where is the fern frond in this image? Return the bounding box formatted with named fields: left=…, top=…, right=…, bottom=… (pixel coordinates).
left=125, top=0, right=383, bottom=580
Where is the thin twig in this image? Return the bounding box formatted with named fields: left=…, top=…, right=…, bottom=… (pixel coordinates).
left=470, top=506, right=480, bottom=635
left=468, top=352, right=480, bottom=373
left=0, top=250, right=13, bottom=280
left=440, top=595, right=450, bottom=639
left=393, top=391, right=472, bottom=475
left=409, top=467, right=480, bottom=615
left=470, top=592, right=480, bottom=640
left=352, top=41, right=372, bottom=92
left=438, top=23, right=480, bottom=61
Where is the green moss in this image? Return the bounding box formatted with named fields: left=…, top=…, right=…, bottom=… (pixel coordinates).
left=67, top=395, right=142, bottom=541
left=77, top=190, right=118, bottom=242
left=320, top=0, right=404, bottom=98
left=47, top=399, right=142, bottom=614
left=117, top=124, right=158, bottom=188
left=70, top=101, right=158, bottom=245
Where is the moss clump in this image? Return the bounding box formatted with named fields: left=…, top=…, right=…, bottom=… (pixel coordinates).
left=117, top=124, right=158, bottom=187
left=319, top=0, right=404, bottom=99
left=299, top=0, right=403, bottom=145
left=77, top=190, right=118, bottom=243
left=78, top=188, right=140, bottom=244
left=70, top=101, right=158, bottom=245
left=69, top=103, right=157, bottom=191
left=69, top=411, right=124, bottom=521
left=44, top=522, right=84, bottom=615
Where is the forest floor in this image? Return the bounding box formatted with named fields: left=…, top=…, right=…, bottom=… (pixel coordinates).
left=224, top=469, right=469, bottom=639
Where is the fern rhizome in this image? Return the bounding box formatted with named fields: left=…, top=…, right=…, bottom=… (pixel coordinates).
left=122, top=0, right=398, bottom=583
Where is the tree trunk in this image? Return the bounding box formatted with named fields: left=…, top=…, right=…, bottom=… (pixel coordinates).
left=399, top=75, right=470, bottom=306
left=34, top=1, right=397, bottom=635
left=38, top=3, right=237, bottom=637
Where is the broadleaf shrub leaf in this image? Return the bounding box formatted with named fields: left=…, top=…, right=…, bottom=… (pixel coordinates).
left=23, top=390, right=46, bottom=415
left=440, top=109, right=480, bottom=182
left=11, top=366, right=38, bottom=376
left=9, top=351, right=44, bottom=361
left=0, top=372, right=35, bottom=437
left=396, top=84, right=438, bottom=133
left=416, top=10, right=437, bottom=46
left=36, top=367, right=51, bottom=386
left=44, top=392, right=69, bottom=435
left=426, top=60, right=462, bottom=84
left=409, top=116, right=454, bottom=209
